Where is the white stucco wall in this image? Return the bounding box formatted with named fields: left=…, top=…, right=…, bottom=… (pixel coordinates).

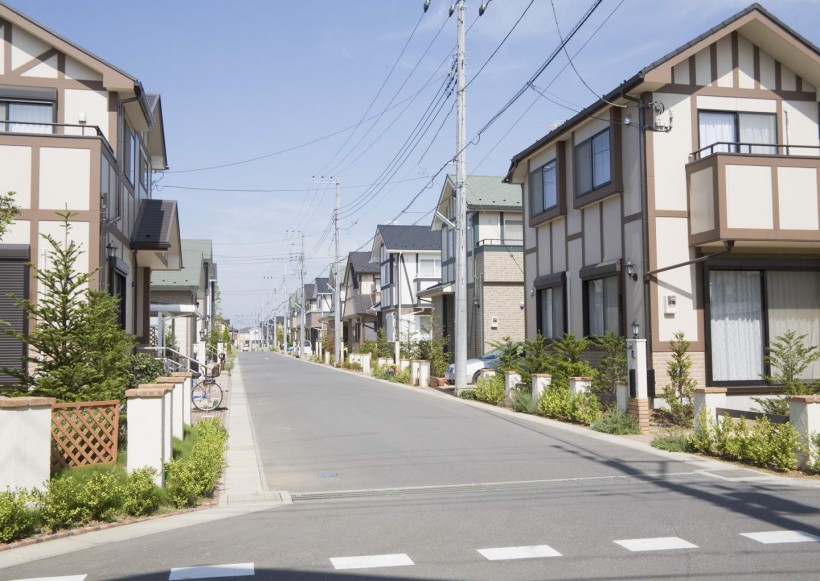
left=0, top=145, right=32, bottom=209
left=39, top=147, right=91, bottom=211
left=725, top=165, right=773, bottom=229
left=654, top=217, right=699, bottom=343
left=778, top=166, right=819, bottom=230
left=64, top=89, right=109, bottom=139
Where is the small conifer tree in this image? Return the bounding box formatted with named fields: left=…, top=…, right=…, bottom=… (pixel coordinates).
left=660, top=332, right=697, bottom=426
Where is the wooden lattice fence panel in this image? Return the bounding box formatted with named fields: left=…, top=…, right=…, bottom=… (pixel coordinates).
left=51, top=400, right=120, bottom=471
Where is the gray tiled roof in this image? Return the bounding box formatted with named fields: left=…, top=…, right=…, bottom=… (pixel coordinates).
left=348, top=251, right=379, bottom=274
left=151, top=248, right=202, bottom=287
left=446, top=174, right=521, bottom=208
left=377, top=224, right=441, bottom=252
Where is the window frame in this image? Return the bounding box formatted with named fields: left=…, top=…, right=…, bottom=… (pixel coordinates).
left=528, top=142, right=567, bottom=227
left=571, top=109, right=623, bottom=209
left=0, top=99, right=55, bottom=134
left=534, top=272, right=566, bottom=340
left=580, top=262, right=622, bottom=338
left=697, top=110, right=778, bottom=156
left=575, top=128, right=612, bottom=197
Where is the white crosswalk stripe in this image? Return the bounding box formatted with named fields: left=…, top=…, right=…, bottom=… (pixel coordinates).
left=614, top=537, right=698, bottom=552
left=330, top=553, right=414, bottom=570
left=9, top=577, right=87, bottom=581
left=168, top=562, right=255, bottom=580
left=477, top=545, right=562, bottom=560
left=740, top=530, right=820, bottom=544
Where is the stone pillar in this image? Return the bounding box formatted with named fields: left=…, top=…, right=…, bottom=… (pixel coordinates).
left=569, top=377, right=592, bottom=395
left=532, top=374, right=551, bottom=403
left=479, top=368, right=496, bottom=381
left=616, top=382, right=628, bottom=412
left=171, top=371, right=195, bottom=426
left=126, top=385, right=173, bottom=485
left=626, top=339, right=648, bottom=398
left=418, top=360, right=430, bottom=387
left=377, top=357, right=390, bottom=369
left=789, top=396, right=820, bottom=471
left=361, top=353, right=371, bottom=374
left=400, top=359, right=411, bottom=373
left=0, top=397, right=56, bottom=491
left=156, top=377, right=184, bottom=441
left=627, top=398, right=651, bottom=433
left=410, top=360, right=421, bottom=386
left=504, top=371, right=521, bottom=405
left=324, top=351, right=330, bottom=365
left=693, top=387, right=727, bottom=432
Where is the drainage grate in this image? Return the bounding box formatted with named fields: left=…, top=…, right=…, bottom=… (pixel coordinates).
left=290, top=473, right=699, bottom=503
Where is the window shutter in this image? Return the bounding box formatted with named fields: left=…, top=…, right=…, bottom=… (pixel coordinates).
left=0, top=259, right=28, bottom=385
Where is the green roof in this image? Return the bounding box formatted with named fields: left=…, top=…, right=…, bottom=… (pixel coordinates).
left=150, top=239, right=212, bottom=288
left=446, top=174, right=521, bottom=208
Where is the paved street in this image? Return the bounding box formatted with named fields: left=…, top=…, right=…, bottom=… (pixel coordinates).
left=3, top=353, right=820, bottom=580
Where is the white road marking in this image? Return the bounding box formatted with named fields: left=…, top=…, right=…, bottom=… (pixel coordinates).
left=9, top=577, right=87, bottom=581
left=330, top=553, right=414, bottom=570
left=168, top=562, right=254, bottom=580
left=614, top=537, right=698, bottom=552
left=741, top=530, right=820, bottom=544
left=477, top=545, right=562, bottom=560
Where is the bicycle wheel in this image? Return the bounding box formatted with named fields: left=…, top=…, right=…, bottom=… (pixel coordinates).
left=191, top=380, right=223, bottom=411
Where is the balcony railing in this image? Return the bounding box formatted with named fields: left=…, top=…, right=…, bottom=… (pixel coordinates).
left=690, top=142, right=819, bottom=161
left=476, top=238, right=523, bottom=247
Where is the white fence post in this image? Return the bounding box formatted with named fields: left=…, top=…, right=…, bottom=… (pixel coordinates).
left=504, top=371, right=521, bottom=405
left=126, top=385, right=172, bottom=486
left=410, top=360, right=421, bottom=386
left=400, top=359, right=411, bottom=373
left=0, top=397, right=56, bottom=491
left=324, top=351, right=330, bottom=365
left=616, top=382, right=628, bottom=412
left=157, top=376, right=184, bottom=442
left=569, top=377, right=592, bottom=395
left=693, top=387, right=727, bottom=432
left=361, top=353, right=371, bottom=374
left=171, top=371, right=195, bottom=427
left=532, top=374, right=551, bottom=403
left=789, top=396, right=820, bottom=471
left=418, top=360, right=430, bottom=387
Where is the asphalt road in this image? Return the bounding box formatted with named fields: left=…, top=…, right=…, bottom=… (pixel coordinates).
left=4, top=352, right=820, bottom=580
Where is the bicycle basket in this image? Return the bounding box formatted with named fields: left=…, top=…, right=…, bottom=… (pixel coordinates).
left=205, top=364, right=221, bottom=379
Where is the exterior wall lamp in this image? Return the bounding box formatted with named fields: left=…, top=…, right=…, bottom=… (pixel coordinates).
left=625, top=258, right=637, bottom=281
left=106, top=242, right=117, bottom=260
left=631, top=319, right=640, bottom=339
left=199, top=327, right=207, bottom=341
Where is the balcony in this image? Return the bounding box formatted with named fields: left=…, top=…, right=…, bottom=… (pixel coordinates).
left=686, top=143, right=819, bottom=249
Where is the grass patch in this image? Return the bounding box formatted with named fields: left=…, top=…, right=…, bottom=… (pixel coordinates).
left=590, top=409, right=641, bottom=435
left=651, top=431, right=692, bottom=453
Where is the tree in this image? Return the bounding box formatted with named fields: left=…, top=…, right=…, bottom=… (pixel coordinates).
left=660, top=332, right=697, bottom=426
left=0, top=214, right=135, bottom=402
left=0, top=191, right=20, bottom=240
left=591, top=331, right=627, bottom=397
left=754, top=330, right=820, bottom=415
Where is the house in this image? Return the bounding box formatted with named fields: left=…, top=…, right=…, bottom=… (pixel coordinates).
left=341, top=251, right=381, bottom=352
left=0, top=1, right=180, bottom=384
left=150, top=240, right=218, bottom=366
left=421, top=175, right=525, bottom=359
left=504, top=4, right=819, bottom=397
left=305, top=277, right=333, bottom=354
left=370, top=224, right=441, bottom=354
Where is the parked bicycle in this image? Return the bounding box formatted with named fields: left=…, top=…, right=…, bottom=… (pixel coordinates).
left=191, top=363, right=223, bottom=411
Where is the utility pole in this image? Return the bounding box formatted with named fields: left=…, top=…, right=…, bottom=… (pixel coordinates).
left=453, top=0, right=468, bottom=390
left=312, top=176, right=343, bottom=366
left=300, top=232, right=306, bottom=358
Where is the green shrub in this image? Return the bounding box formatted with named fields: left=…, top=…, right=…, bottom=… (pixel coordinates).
left=123, top=468, right=161, bottom=517
left=0, top=489, right=41, bottom=543
left=42, top=476, right=90, bottom=530
left=164, top=460, right=199, bottom=508
left=512, top=389, right=536, bottom=414
left=81, top=471, right=125, bottom=522
left=474, top=374, right=505, bottom=406
left=127, top=352, right=166, bottom=389
left=591, top=409, right=641, bottom=435
left=688, top=412, right=799, bottom=472
left=651, top=431, right=692, bottom=452
left=808, top=433, right=820, bottom=475
left=591, top=332, right=627, bottom=397
left=537, top=386, right=602, bottom=425
left=458, top=389, right=477, bottom=400
left=165, top=418, right=227, bottom=507
left=754, top=331, right=820, bottom=415
left=658, top=332, right=696, bottom=427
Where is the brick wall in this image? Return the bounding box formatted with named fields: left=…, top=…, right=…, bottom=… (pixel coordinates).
left=477, top=250, right=524, bottom=283
left=481, top=283, right=525, bottom=350
left=651, top=350, right=707, bottom=389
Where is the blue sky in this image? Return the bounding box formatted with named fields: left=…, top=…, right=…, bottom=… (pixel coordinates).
left=12, top=0, right=819, bottom=328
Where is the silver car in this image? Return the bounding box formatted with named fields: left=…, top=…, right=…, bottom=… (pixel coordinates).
left=445, top=349, right=501, bottom=384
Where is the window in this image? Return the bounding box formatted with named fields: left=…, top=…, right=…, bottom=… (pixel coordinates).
left=380, top=245, right=391, bottom=285
left=140, top=154, right=150, bottom=190
left=708, top=269, right=820, bottom=383
left=528, top=160, right=558, bottom=216
left=537, top=286, right=564, bottom=340
left=698, top=111, right=776, bottom=156
left=502, top=216, right=523, bottom=244
left=0, top=100, right=53, bottom=134
left=418, top=258, right=441, bottom=278
left=575, top=129, right=611, bottom=196
left=585, top=275, right=619, bottom=336
left=113, top=272, right=127, bottom=329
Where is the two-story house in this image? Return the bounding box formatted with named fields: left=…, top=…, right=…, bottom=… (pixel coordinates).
left=150, top=240, right=218, bottom=366
left=306, top=277, right=333, bottom=354
left=0, top=2, right=180, bottom=384
left=505, top=4, right=819, bottom=398
left=341, top=251, right=380, bottom=352
left=422, top=175, right=525, bottom=359
left=370, top=224, right=441, bottom=355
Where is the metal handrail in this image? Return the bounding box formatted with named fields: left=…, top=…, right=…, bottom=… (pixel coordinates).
left=690, top=142, right=819, bottom=161
left=0, top=121, right=104, bottom=137
left=476, top=238, right=523, bottom=247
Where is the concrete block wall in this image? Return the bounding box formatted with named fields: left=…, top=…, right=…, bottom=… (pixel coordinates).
left=482, top=283, right=525, bottom=348
left=478, top=250, right=525, bottom=283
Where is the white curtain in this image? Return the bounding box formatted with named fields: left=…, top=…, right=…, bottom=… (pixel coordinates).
left=739, top=113, right=776, bottom=155
left=767, top=271, right=820, bottom=380
left=604, top=276, right=619, bottom=333
left=710, top=270, right=764, bottom=381
left=8, top=102, right=52, bottom=134
left=699, top=112, right=736, bottom=154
